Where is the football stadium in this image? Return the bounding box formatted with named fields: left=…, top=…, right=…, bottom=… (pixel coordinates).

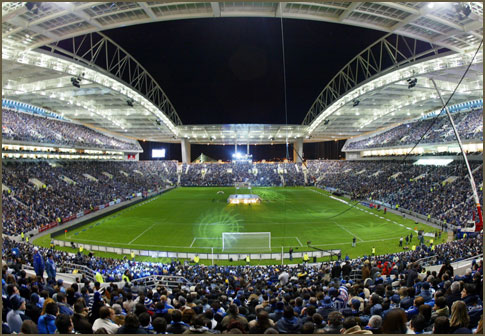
left=1, top=2, right=483, bottom=334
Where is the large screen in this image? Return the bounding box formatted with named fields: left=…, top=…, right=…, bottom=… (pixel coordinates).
left=152, top=149, right=166, bottom=158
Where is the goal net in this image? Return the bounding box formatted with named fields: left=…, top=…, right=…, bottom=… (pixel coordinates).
left=222, top=232, right=271, bottom=252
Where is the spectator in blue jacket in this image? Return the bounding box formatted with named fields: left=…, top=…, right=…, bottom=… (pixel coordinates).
left=276, top=306, right=301, bottom=334
left=45, top=253, right=56, bottom=281
left=419, top=282, right=433, bottom=303
left=38, top=301, right=58, bottom=334
left=33, top=247, right=45, bottom=278
left=56, top=292, right=73, bottom=316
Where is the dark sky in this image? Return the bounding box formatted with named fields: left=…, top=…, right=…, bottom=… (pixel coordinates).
left=104, top=17, right=385, bottom=125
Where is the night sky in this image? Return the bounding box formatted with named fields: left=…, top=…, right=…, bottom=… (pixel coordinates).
left=104, top=18, right=385, bottom=160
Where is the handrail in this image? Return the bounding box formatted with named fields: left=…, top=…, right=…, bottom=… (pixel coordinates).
left=128, top=275, right=192, bottom=290
left=58, top=262, right=96, bottom=282
left=22, top=262, right=95, bottom=282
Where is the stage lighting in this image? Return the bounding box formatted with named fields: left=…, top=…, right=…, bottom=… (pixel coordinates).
left=25, top=2, right=39, bottom=14
left=352, top=99, right=360, bottom=107
left=454, top=3, right=472, bottom=20
left=70, top=77, right=80, bottom=88
left=407, top=78, right=417, bottom=89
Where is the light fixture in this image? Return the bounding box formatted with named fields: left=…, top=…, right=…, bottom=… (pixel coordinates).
left=454, top=3, right=471, bottom=20
left=352, top=99, right=360, bottom=107
left=70, top=77, right=81, bottom=88
left=126, top=98, right=134, bottom=107
left=407, top=78, right=417, bottom=89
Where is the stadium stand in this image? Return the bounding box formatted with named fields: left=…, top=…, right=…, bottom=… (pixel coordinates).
left=2, top=109, right=141, bottom=151
left=2, top=161, right=177, bottom=236
left=345, top=109, right=483, bottom=150
left=306, top=160, right=483, bottom=229
left=3, top=159, right=481, bottom=236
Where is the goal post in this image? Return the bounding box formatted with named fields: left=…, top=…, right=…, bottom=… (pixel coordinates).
left=222, top=232, right=271, bottom=252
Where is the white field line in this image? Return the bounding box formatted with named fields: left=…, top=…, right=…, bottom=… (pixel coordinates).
left=295, top=237, right=304, bottom=247
left=189, top=238, right=197, bottom=248
left=311, top=236, right=400, bottom=247
left=65, top=235, right=401, bottom=250
left=334, top=222, right=364, bottom=242
left=128, top=224, right=156, bottom=245
left=193, top=236, right=300, bottom=240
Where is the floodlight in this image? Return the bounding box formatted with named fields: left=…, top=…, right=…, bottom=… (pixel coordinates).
left=407, top=78, right=417, bottom=89
left=70, top=77, right=80, bottom=88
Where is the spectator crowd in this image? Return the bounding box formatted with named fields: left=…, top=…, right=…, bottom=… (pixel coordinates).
left=2, top=161, right=177, bottom=236
left=2, top=233, right=482, bottom=334
left=2, top=109, right=141, bottom=151
left=345, top=109, right=483, bottom=150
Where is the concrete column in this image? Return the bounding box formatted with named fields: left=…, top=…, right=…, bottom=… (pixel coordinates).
left=247, top=143, right=249, bottom=155
left=293, top=137, right=304, bottom=163
left=181, top=138, right=191, bottom=164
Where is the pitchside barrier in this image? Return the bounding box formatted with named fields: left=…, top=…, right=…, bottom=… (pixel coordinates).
left=51, top=239, right=340, bottom=263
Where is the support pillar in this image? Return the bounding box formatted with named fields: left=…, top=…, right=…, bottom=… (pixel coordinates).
left=181, top=138, right=191, bottom=164
left=293, top=137, right=303, bottom=163
left=247, top=143, right=249, bottom=155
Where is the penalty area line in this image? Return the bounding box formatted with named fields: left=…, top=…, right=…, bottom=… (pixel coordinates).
left=190, top=238, right=197, bottom=248
left=333, top=221, right=364, bottom=242
left=295, top=237, right=303, bottom=247
left=128, top=223, right=156, bottom=245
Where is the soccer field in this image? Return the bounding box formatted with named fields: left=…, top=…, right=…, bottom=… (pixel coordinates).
left=53, top=187, right=445, bottom=258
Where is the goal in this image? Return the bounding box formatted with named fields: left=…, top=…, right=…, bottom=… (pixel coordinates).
left=222, top=232, right=271, bottom=252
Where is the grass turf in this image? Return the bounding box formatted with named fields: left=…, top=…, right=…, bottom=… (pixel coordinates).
left=41, top=187, right=445, bottom=263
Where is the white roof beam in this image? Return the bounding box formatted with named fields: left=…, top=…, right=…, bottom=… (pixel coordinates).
left=425, top=14, right=464, bottom=31
left=338, top=2, right=361, bottom=21
left=137, top=2, right=158, bottom=20
left=389, top=6, right=434, bottom=32
left=275, top=2, right=286, bottom=18
left=2, top=5, right=28, bottom=23
left=380, top=2, right=419, bottom=15
left=211, top=2, right=221, bottom=17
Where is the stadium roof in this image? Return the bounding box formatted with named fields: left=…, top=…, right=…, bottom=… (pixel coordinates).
left=2, top=2, right=483, bottom=144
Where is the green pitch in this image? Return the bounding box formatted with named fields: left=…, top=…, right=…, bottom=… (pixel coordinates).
left=54, top=187, right=445, bottom=259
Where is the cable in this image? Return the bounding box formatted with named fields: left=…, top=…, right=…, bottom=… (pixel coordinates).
left=279, top=15, right=289, bottom=161
left=400, top=40, right=483, bottom=164
left=292, top=40, right=483, bottom=221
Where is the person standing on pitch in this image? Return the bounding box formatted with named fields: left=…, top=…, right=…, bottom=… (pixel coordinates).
left=399, top=237, right=403, bottom=247
left=352, top=237, right=356, bottom=247
left=303, top=253, right=309, bottom=265
left=371, top=247, right=376, bottom=258
left=289, top=248, right=293, bottom=261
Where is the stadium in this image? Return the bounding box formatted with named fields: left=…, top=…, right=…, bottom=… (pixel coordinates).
left=1, top=1, right=483, bottom=334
